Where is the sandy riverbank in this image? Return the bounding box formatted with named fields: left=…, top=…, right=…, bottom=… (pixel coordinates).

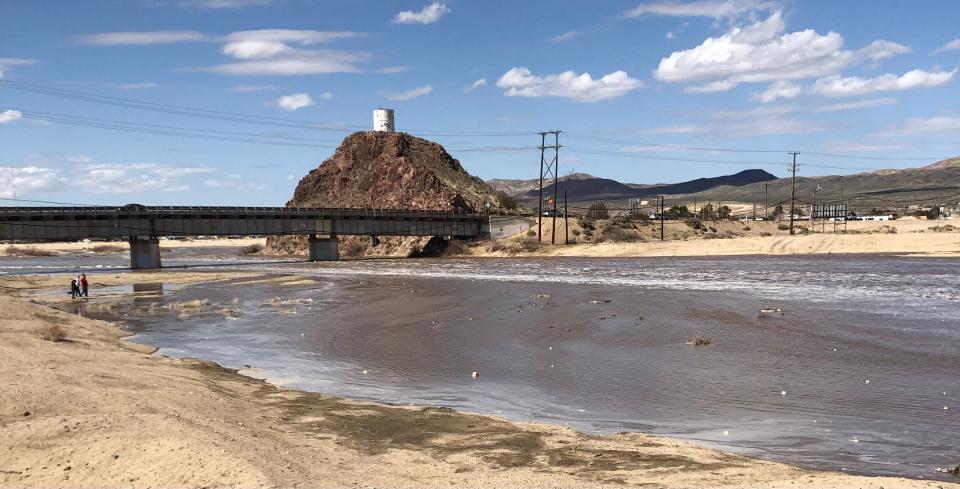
left=0, top=237, right=266, bottom=256
left=1, top=271, right=956, bottom=488
left=469, top=219, right=960, bottom=258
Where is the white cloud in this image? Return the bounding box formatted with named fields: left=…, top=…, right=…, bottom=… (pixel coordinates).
left=636, top=124, right=702, bottom=135
left=0, top=110, right=23, bottom=124
left=551, top=31, right=580, bottom=43
left=666, top=31, right=677, bottom=40
left=76, top=30, right=208, bottom=45
left=934, top=39, right=960, bottom=55
left=751, top=80, right=801, bottom=102
left=73, top=162, right=209, bottom=194
left=0, top=167, right=65, bottom=198
left=625, top=0, right=774, bottom=19
left=376, top=66, right=410, bottom=74
left=230, top=84, right=277, bottom=92
left=224, top=29, right=362, bottom=45
left=318, top=92, right=333, bottom=100
left=654, top=11, right=911, bottom=91
left=463, top=78, right=486, bottom=94
left=822, top=141, right=911, bottom=153
left=881, top=116, right=960, bottom=136
left=207, top=30, right=368, bottom=75
left=496, top=67, right=643, bottom=102
left=639, top=106, right=823, bottom=137
left=206, top=54, right=369, bottom=75
left=811, top=69, right=957, bottom=97
left=812, top=97, right=898, bottom=113
left=393, top=2, right=451, bottom=25
left=857, top=40, right=911, bottom=62
left=180, top=0, right=272, bottom=8
left=276, top=93, right=314, bottom=111
left=684, top=79, right=737, bottom=93
left=119, top=82, right=158, bottom=90
left=384, top=85, right=433, bottom=101
left=204, top=175, right=267, bottom=190
left=222, top=40, right=290, bottom=59
left=0, top=57, right=38, bottom=78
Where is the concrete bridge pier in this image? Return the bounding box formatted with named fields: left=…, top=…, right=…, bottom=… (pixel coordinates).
left=308, top=235, right=339, bottom=261
left=129, top=237, right=162, bottom=269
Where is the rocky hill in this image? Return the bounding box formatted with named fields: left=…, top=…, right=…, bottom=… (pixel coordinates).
left=268, top=131, right=506, bottom=256
left=288, top=131, right=503, bottom=211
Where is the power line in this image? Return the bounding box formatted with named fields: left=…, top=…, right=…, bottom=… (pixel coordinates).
left=567, top=132, right=950, bottom=162
left=11, top=109, right=539, bottom=153
left=0, top=79, right=536, bottom=138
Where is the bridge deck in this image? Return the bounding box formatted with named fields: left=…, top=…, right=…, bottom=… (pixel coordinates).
left=0, top=205, right=493, bottom=241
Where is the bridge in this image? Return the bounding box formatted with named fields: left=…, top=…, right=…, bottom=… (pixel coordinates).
left=0, top=205, right=531, bottom=269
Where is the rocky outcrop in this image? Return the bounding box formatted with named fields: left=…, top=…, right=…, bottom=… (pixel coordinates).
left=267, top=131, right=505, bottom=257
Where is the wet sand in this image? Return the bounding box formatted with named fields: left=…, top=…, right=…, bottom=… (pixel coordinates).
left=2, top=270, right=957, bottom=488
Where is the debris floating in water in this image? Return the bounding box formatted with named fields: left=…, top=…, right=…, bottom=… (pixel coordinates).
left=691, top=335, right=712, bottom=346
left=780, top=390, right=787, bottom=396
left=865, top=379, right=870, bottom=384
left=758, top=307, right=784, bottom=317
left=361, top=369, right=368, bottom=375
left=723, top=430, right=729, bottom=436
left=471, top=371, right=478, bottom=379
left=588, top=299, right=611, bottom=304
left=850, top=436, right=860, bottom=443
left=934, top=464, right=960, bottom=475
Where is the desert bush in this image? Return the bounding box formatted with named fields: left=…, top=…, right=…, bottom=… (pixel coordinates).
left=441, top=239, right=470, bottom=256
left=90, top=244, right=126, bottom=253
left=495, top=191, right=519, bottom=211
left=239, top=243, right=265, bottom=255
left=708, top=226, right=717, bottom=233
left=603, top=227, right=644, bottom=242
left=586, top=202, right=609, bottom=220
left=484, top=239, right=539, bottom=255
left=39, top=324, right=67, bottom=342
left=341, top=239, right=369, bottom=257
left=777, top=224, right=790, bottom=231
left=570, top=228, right=581, bottom=236
left=5, top=246, right=55, bottom=257
left=526, top=229, right=537, bottom=237
left=760, top=232, right=772, bottom=237
left=928, top=224, right=958, bottom=232
left=876, top=225, right=897, bottom=234
left=685, top=218, right=703, bottom=230
left=742, top=225, right=751, bottom=231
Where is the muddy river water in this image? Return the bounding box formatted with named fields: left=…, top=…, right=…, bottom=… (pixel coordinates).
left=9, top=250, right=959, bottom=479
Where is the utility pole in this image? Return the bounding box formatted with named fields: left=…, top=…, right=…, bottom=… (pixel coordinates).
left=763, top=183, right=769, bottom=220
left=564, top=191, right=569, bottom=245
left=537, top=132, right=545, bottom=241
left=788, top=152, right=800, bottom=235
left=537, top=130, right=561, bottom=244
left=660, top=195, right=665, bottom=241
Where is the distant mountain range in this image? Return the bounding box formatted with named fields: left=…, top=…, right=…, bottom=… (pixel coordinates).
left=488, top=169, right=778, bottom=203
left=687, top=157, right=960, bottom=204
left=488, top=158, right=960, bottom=206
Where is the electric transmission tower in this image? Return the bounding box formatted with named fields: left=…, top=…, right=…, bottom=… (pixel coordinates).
left=537, top=130, right=561, bottom=244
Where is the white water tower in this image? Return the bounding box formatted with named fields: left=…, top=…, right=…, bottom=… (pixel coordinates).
left=373, top=108, right=395, bottom=132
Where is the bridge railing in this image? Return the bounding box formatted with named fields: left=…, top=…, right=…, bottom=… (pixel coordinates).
left=0, top=205, right=488, bottom=220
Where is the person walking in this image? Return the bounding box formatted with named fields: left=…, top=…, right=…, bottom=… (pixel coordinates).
left=80, top=273, right=89, bottom=297
left=70, top=278, right=78, bottom=299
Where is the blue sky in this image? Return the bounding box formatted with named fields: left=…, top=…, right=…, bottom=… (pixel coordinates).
left=1, top=0, right=959, bottom=205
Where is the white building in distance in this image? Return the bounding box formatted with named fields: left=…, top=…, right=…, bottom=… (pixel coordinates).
left=373, top=108, right=395, bottom=132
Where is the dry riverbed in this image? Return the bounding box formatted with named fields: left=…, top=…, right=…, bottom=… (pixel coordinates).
left=1, top=271, right=957, bottom=488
